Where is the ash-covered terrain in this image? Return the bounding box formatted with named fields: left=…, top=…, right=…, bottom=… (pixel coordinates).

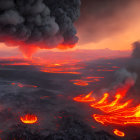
left=0, top=52, right=139, bottom=140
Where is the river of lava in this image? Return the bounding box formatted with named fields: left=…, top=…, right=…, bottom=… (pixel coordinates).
left=73, top=86, right=140, bottom=126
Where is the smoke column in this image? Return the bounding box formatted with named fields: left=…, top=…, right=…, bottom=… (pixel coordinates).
left=0, top=0, right=81, bottom=57
left=132, top=41, right=140, bottom=58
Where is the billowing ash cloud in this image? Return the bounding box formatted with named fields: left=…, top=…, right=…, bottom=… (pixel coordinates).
left=0, top=0, right=81, bottom=57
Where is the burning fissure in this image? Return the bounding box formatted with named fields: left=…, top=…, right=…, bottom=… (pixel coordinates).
left=73, top=83, right=140, bottom=137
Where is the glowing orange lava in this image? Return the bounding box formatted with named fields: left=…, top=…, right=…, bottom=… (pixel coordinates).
left=70, top=77, right=104, bottom=86
left=90, top=93, right=132, bottom=113
left=39, top=61, right=83, bottom=74
left=0, top=57, right=83, bottom=75
left=113, top=129, right=125, bottom=137
left=57, top=44, right=75, bottom=50
left=20, top=114, right=38, bottom=124
left=40, top=69, right=80, bottom=74
left=73, top=91, right=95, bottom=102
left=73, top=84, right=140, bottom=126
left=71, top=79, right=89, bottom=86
left=93, top=104, right=140, bottom=125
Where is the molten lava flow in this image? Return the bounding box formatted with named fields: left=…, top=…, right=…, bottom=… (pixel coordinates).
left=73, top=91, right=95, bottom=102
left=70, top=77, right=104, bottom=86
left=40, top=64, right=82, bottom=74
left=73, top=85, right=140, bottom=126
left=113, top=129, right=125, bottom=137
left=39, top=60, right=83, bottom=74
left=0, top=56, right=83, bottom=75
left=90, top=93, right=132, bottom=113
left=20, top=114, right=38, bottom=124
left=70, top=79, right=89, bottom=86
left=93, top=104, right=140, bottom=125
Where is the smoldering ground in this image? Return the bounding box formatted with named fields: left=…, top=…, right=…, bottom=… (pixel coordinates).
left=0, top=56, right=121, bottom=140
left=0, top=50, right=139, bottom=139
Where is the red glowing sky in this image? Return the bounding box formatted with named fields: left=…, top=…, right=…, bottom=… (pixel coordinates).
left=75, top=0, right=140, bottom=51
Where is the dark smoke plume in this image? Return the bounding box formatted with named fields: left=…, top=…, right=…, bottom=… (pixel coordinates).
left=126, top=41, right=140, bottom=95
left=111, top=41, right=140, bottom=98
left=0, top=0, right=81, bottom=57
left=132, top=41, right=140, bottom=58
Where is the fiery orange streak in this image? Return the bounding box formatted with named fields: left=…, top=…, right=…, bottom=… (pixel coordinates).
left=40, top=69, right=80, bottom=74
left=73, top=91, right=95, bottom=102
left=70, top=76, right=104, bottom=86
left=73, top=85, right=140, bottom=126
left=20, top=114, right=38, bottom=124
left=91, top=93, right=109, bottom=106
left=113, top=129, right=125, bottom=137
left=90, top=93, right=132, bottom=113
left=71, top=79, right=89, bottom=86
left=92, top=100, right=140, bottom=125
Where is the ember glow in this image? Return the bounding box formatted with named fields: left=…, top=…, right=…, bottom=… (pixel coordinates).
left=40, top=69, right=80, bottom=74
left=70, top=77, right=104, bottom=86
left=73, top=91, right=95, bottom=102
left=90, top=93, right=132, bottom=113
left=20, top=114, right=38, bottom=124
left=11, top=82, right=37, bottom=88
left=113, top=129, right=125, bottom=137
left=57, top=44, right=76, bottom=50
left=70, top=79, right=89, bottom=86
left=40, top=63, right=82, bottom=74
left=0, top=57, right=83, bottom=75
left=73, top=85, right=140, bottom=126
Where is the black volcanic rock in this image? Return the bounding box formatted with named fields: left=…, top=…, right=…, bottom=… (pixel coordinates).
left=5, top=112, right=117, bottom=140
